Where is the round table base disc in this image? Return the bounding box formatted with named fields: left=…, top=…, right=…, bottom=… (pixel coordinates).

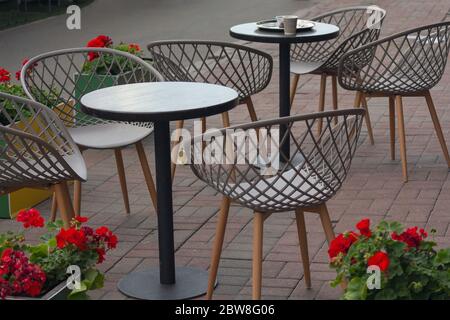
left=117, top=267, right=215, bottom=300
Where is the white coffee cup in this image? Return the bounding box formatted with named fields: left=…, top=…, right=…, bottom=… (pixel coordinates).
left=283, top=15, right=298, bottom=35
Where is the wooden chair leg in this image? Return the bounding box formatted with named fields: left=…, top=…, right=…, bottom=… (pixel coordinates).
left=53, top=181, right=75, bottom=228
left=171, top=120, right=185, bottom=183
left=207, top=196, right=231, bottom=300
left=50, top=193, right=57, bottom=222
left=221, top=112, right=231, bottom=128
left=389, top=96, right=396, bottom=160
left=114, top=148, right=130, bottom=213
left=424, top=91, right=450, bottom=168
left=317, top=74, right=327, bottom=135
left=135, top=141, right=158, bottom=211
left=252, top=211, right=265, bottom=300
left=318, top=204, right=335, bottom=244
left=361, top=94, right=375, bottom=145
left=395, top=95, right=408, bottom=182
left=245, top=97, right=258, bottom=122
left=290, top=74, right=300, bottom=108
left=331, top=75, right=338, bottom=125
left=295, top=209, right=311, bottom=289
left=73, top=180, right=81, bottom=217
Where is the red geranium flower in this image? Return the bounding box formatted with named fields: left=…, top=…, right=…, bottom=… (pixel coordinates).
left=128, top=43, right=141, bottom=52
left=56, top=227, right=87, bottom=250
left=356, top=218, right=372, bottom=237
left=95, top=226, right=118, bottom=249
left=0, top=249, right=46, bottom=299
left=328, top=231, right=358, bottom=259
left=15, top=58, right=37, bottom=81
left=367, top=251, right=390, bottom=272
left=75, top=216, right=89, bottom=224
left=96, top=248, right=106, bottom=264
left=86, top=35, right=112, bottom=61
left=0, top=68, right=10, bottom=83
left=392, top=226, right=427, bottom=248
left=16, top=208, right=44, bottom=228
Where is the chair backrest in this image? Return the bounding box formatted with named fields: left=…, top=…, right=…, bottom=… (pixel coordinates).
left=21, top=47, right=164, bottom=128
left=188, top=109, right=365, bottom=212
left=147, top=40, right=273, bottom=101
left=338, top=21, right=450, bottom=94
left=291, top=6, right=387, bottom=72
left=0, top=93, right=85, bottom=192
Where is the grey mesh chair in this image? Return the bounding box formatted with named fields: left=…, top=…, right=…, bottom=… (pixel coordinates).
left=21, top=47, right=164, bottom=216
left=147, top=41, right=273, bottom=179
left=339, top=21, right=450, bottom=182
left=290, top=6, right=386, bottom=139
left=188, top=108, right=365, bottom=299
left=0, top=93, right=86, bottom=228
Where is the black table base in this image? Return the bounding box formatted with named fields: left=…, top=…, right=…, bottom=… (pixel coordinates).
left=117, top=267, right=214, bottom=300
left=117, top=121, right=214, bottom=299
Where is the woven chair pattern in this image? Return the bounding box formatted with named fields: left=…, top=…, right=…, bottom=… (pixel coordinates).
left=21, top=47, right=163, bottom=129
left=291, top=6, right=386, bottom=73
left=189, top=109, right=364, bottom=213
left=338, top=22, right=450, bottom=95
left=147, top=41, right=273, bottom=101
left=0, top=93, right=85, bottom=191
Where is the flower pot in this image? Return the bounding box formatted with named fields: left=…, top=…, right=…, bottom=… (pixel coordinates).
left=5, top=281, right=70, bottom=300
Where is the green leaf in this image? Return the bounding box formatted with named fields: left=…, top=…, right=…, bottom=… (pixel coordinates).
left=343, top=277, right=367, bottom=300
left=374, top=288, right=397, bottom=300
left=434, top=248, right=450, bottom=266
left=67, top=282, right=88, bottom=300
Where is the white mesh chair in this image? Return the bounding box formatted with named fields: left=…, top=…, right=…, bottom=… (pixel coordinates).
left=147, top=41, right=273, bottom=180
left=0, top=93, right=86, bottom=227
left=21, top=47, right=164, bottom=215
left=339, top=22, right=450, bottom=182
left=290, top=6, right=386, bottom=139
left=188, top=108, right=365, bottom=299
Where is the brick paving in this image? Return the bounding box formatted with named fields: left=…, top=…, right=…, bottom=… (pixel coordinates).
left=3, top=0, right=450, bottom=300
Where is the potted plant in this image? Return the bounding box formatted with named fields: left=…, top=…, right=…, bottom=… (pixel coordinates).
left=0, top=208, right=118, bottom=300
left=329, top=218, right=450, bottom=300
left=74, top=35, right=147, bottom=96
left=0, top=62, right=62, bottom=219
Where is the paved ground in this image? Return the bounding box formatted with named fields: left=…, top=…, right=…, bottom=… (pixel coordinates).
left=0, top=0, right=313, bottom=71
left=2, top=0, right=450, bottom=300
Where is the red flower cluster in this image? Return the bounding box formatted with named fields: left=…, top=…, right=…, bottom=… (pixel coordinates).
left=0, top=67, right=10, bottom=83
left=55, top=216, right=117, bottom=264
left=86, top=35, right=113, bottom=61
left=95, top=226, right=118, bottom=249
left=392, top=226, right=427, bottom=248
left=56, top=227, right=88, bottom=251
left=128, top=43, right=141, bottom=52
left=16, top=208, right=44, bottom=228
left=0, top=249, right=46, bottom=299
left=328, top=231, right=358, bottom=259
left=367, top=251, right=390, bottom=271
left=356, top=218, right=372, bottom=237
left=15, top=58, right=37, bottom=81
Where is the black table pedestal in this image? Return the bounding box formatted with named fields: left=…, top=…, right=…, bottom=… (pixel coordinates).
left=279, top=43, right=291, bottom=159
left=117, top=121, right=212, bottom=299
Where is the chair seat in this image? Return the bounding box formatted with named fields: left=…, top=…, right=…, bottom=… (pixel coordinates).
left=222, top=168, right=330, bottom=212
left=290, top=61, right=325, bottom=75
left=1, top=153, right=87, bottom=187
left=69, top=123, right=153, bottom=149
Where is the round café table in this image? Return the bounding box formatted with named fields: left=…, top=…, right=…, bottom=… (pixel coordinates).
left=81, top=82, right=239, bottom=299
left=230, top=21, right=339, bottom=158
